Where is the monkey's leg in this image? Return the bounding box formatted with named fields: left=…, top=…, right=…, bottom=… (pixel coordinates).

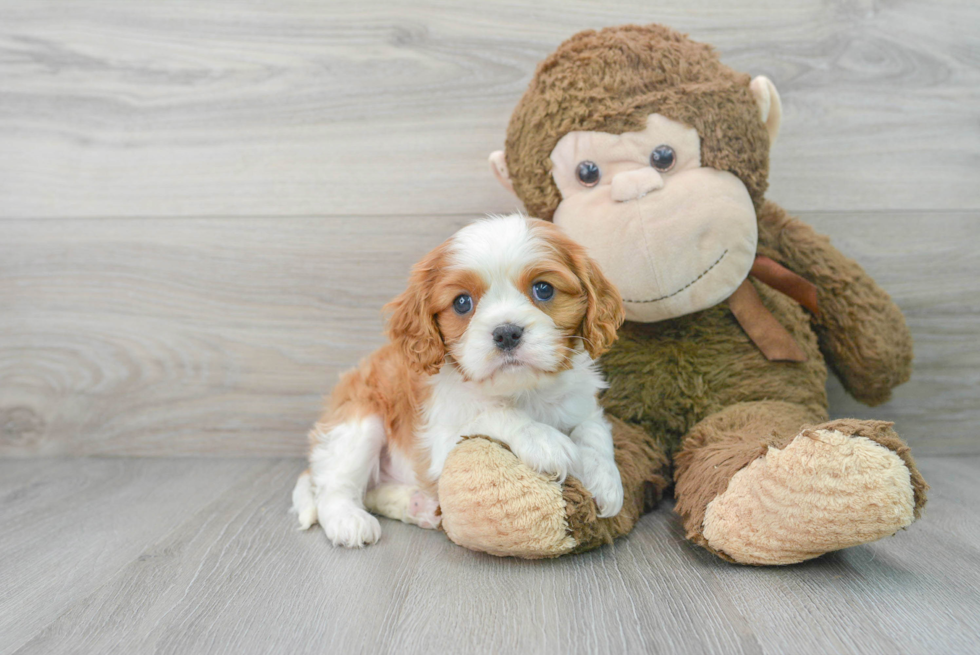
left=438, top=417, right=670, bottom=558
left=674, top=401, right=928, bottom=565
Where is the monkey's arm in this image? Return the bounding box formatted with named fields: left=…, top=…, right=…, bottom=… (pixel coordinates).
left=756, top=201, right=912, bottom=406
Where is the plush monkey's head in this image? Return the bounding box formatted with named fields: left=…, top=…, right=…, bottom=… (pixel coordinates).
left=490, top=24, right=783, bottom=323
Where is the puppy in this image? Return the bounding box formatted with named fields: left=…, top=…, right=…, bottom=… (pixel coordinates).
left=292, top=214, right=625, bottom=548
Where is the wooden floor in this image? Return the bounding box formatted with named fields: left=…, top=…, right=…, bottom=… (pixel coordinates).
left=2, top=455, right=979, bottom=655
left=2, top=0, right=979, bottom=458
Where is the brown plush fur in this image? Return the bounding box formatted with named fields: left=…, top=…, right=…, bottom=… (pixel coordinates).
left=601, top=280, right=829, bottom=456
left=505, top=24, right=771, bottom=220
left=672, top=401, right=826, bottom=558
left=563, top=416, right=671, bottom=553
left=436, top=24, right=924, bottom=563
left=756, top=202, right=914, bottom=405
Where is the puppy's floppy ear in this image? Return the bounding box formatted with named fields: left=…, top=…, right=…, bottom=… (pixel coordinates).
left=574, top=250, right=625, bottom=360
left=384, top=247, right=446, bottom=375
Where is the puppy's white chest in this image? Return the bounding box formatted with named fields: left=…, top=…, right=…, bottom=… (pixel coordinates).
left=418, top=356, right=603, bottom=482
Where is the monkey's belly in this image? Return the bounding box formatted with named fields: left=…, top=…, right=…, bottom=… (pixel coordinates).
left=599, top=286, right=828, bottom=454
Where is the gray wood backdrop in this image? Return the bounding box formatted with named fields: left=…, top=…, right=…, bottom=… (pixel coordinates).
left=2, top=0, right=978, bottom=457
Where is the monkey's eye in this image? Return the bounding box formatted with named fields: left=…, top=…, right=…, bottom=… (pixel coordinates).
left=531, top=281, right=554, bottom=302
left=650, top=145, right=676, bottom=172
left=453, top=294, right=473, bottom=315
left=576, top=161, right=601, bottom=187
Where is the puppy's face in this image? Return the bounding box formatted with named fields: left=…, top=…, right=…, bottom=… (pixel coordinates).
left=386, top=215, right=624, bottom=393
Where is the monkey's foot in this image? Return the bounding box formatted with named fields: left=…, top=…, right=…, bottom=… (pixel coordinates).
left=439, top=437, right=577, bottom=558
left=702, top=425, right=922, bottom=565
left=439, top=422, right=669, bottom=559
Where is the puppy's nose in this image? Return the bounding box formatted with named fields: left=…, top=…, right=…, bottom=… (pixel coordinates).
left=492, top=324, right=524, bottom=351
left=610, top=168, right=664, bottom=202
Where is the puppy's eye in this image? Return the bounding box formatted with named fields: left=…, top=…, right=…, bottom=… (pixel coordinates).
left=576, top=161, right=601, bottom=187
left=453, top=294, right=473, bottom=315
left=531, top=281, right=554, bottom=302
left=650, top=145, right=676, bottom=172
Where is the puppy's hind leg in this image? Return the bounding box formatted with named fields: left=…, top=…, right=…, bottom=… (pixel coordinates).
left=291, top=469, right=318, bottom=530
left=309, top=415, right=385, bottom=548
left=365, top=484, right=441, bottom=530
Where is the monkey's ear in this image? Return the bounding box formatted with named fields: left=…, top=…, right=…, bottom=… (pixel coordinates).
left=750, top=76, right=782, bottom=146
left=489, top=150, right=516, bottom=195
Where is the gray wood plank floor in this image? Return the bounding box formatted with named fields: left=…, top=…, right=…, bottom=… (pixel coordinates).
left=0, top=457, right=980, bottom=655
left=0, top=459, right=283, bottom=653
left=2, top=456, right=978, bottom=655
left=2, top=1, right=979, bottom=457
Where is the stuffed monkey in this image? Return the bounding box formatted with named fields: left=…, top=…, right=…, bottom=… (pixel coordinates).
left=435, top=24, right=927, bottom=565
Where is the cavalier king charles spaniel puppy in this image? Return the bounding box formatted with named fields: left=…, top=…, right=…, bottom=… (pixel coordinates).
left=292, top=214, right=625, bottom=548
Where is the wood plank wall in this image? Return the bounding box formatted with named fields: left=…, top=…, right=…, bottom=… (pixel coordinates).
left=1, top=0, right=978, bottom=456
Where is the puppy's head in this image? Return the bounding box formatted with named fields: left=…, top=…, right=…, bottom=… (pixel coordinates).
left=386, top=215, right=624, bottom=390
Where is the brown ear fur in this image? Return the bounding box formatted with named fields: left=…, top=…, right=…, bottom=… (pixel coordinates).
left=532, top=219, right=624, bottom=358
left=577, top=253, right=625, bottom=359
left=384, top=246, right=446, bottom=375
left=536, top=220, right=624, bottom=358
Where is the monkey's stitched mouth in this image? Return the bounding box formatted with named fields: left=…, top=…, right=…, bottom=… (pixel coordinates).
left=623, top=250, right=728, bottom=304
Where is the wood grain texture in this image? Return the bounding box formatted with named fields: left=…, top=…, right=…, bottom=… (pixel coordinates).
left=2, top=456, right=978, bottom=655
left=0, top=214, right=466, bottom=456
left=1, top=1, right=978, bottom=458
left=2, top=212, right=977, bottom=457
left=1, top=0, right=978, bottom=218
left=0, top=458, right=274, bottom=654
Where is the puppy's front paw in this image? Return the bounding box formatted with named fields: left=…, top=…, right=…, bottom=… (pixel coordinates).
left=581, top=460, right=624, bottom=518
left=318, top=500, right=382, bottom=548
left=511, top=424, right=579, bottom=483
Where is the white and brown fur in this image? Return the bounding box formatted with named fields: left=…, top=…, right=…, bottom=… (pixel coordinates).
left=291, top=214, right=625, bottom=548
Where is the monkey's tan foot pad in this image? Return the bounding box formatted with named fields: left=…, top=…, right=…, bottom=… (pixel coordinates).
left=702, top=428, right=916, bottom=565
left=438, top=437, right=577, bottom=559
